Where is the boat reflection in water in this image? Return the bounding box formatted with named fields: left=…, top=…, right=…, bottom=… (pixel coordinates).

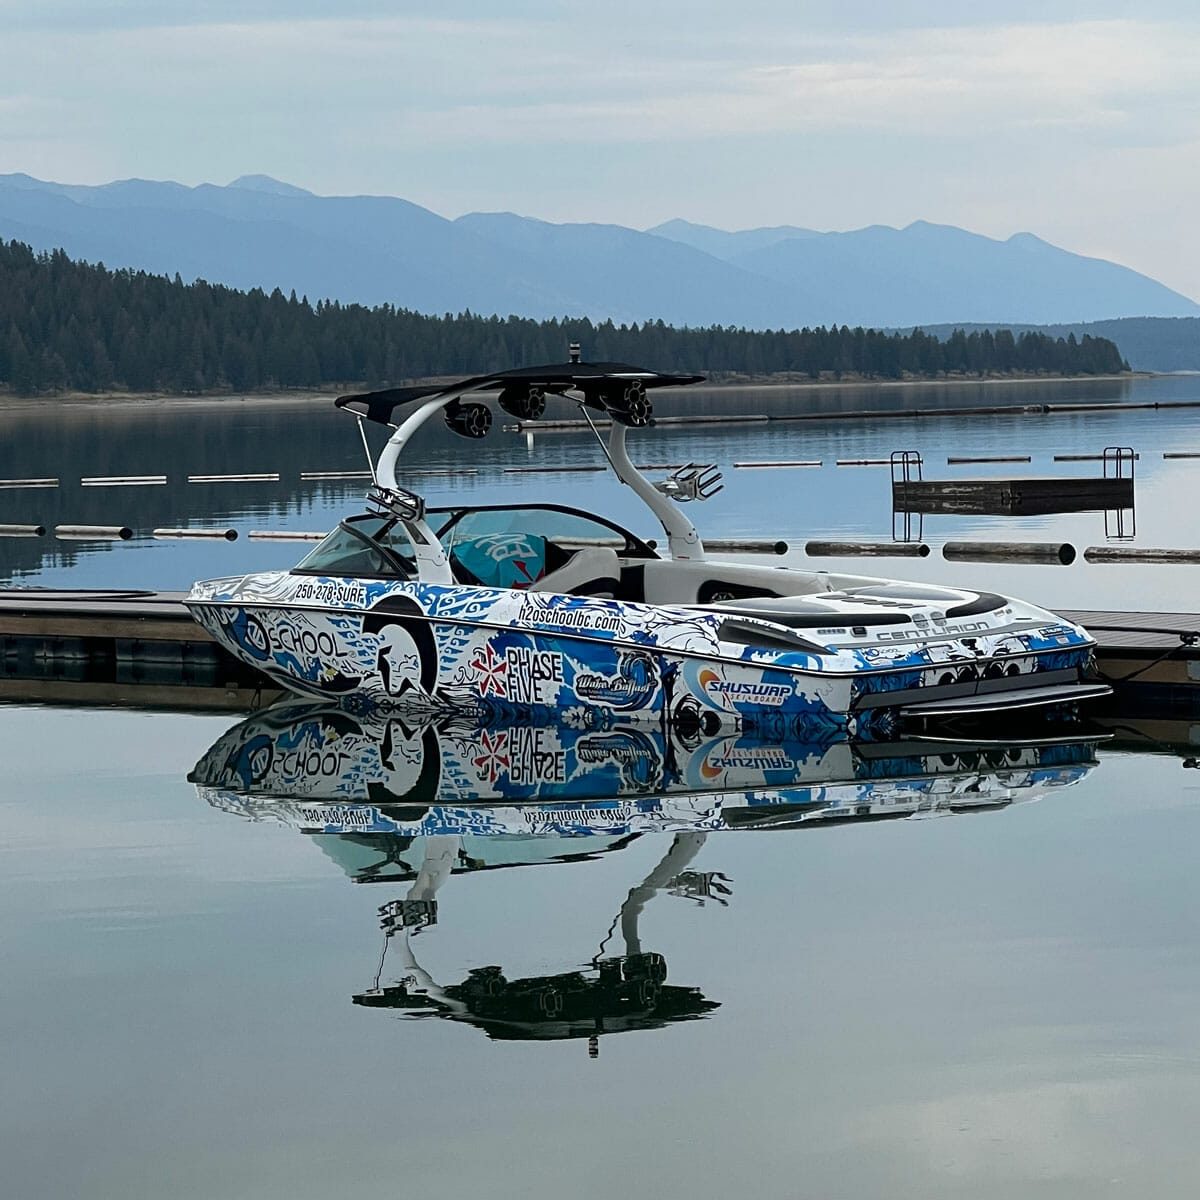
left=191, top=704, right=1100, bottom=1051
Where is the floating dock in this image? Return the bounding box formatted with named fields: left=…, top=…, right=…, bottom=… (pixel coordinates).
left=1059, top=608, right=1200, bottom=717
left=0, top=590, right=1198, bottom=716
left=892, top=476, right=1135, bottom=516
left=0, top=589, right=279, bottom=710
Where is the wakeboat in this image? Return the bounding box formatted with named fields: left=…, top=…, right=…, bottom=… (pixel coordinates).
left=186, top=358, right=1109, bottom=738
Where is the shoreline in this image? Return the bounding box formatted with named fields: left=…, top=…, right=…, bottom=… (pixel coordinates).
left=0, top=371, right=1146, bottom=413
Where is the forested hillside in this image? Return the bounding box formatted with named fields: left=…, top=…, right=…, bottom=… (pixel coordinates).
left=909, top=317, right=1199, bottom=373
left=0, top=240, right=1128, bottom=396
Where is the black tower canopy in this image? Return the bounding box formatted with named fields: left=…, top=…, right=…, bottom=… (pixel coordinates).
left=335, top=361, right=705, bottom=426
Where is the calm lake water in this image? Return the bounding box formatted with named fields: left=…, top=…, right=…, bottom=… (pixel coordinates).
left=3, top=376, right=1200, bottom=1198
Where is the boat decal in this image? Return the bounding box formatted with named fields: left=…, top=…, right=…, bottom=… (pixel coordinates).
left=698, top=668, right=794, bottom=709
left=574, top=651, right=659, bottom=711
left=191, top=700, right=1099, bottom=838
left=292, top=579, right=369, bottom=606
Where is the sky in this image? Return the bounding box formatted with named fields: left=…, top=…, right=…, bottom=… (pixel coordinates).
left=1, top=1, right=1198, bottom=297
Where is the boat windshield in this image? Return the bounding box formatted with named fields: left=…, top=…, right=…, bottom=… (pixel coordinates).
left=293, top=515, right=417, bottom=579
left=292, top=504, right=655, bottom=587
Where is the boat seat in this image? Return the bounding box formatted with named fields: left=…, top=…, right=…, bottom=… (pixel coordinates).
left=529, top=546, right=622, bottom=599
left=448, top=533, right=551, bottom=589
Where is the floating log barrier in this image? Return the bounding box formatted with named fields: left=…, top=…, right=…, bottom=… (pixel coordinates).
left=549, top=536, right=626, bottom=547
left=552, top=534, right=782, bottom=553
left=248, top=529, right=328, bottom=541
left=946, top=455, right=1031, bottom=465
left=836, top=458, right=891, bottom=467
left=299, top=470, right=374, bottom=480
left=705, top=539, right=788, bottom=555
left=511, top=397, right=1200, bottom=436
left=503, top=465, right=605, bottom=474
left=81, top=475, right=167, bottom=487
left=511, top=414, right=770, bottom=432
left=1053, top=453, right=1140, bottom=462
left=734, top=460, right=822, bottom=469
left=187, top=472, right=281, bottom=483
left=894, top=476, right=1134, bottom=516
left=1084, top=546, right=1200, bottom=565
left=943, top=541, right=1076, bottom=565
left=0, top=524, right=46, bottom=537
left=54, top=525, right=134, bottom=541
left=153, top=528, right=239, bottom=541
left=806, top=540, right=930, bottom=558
left=0, top=478, right=58, bottom=489
left=1162, top=452, right=1200, bottom=460
left=771, top=398, right=1200, bottom=424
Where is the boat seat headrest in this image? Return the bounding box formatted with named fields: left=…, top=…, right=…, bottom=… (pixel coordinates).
left=449, top=533, right=550, bottom=589
left=529, top=546, right=621, bottom=599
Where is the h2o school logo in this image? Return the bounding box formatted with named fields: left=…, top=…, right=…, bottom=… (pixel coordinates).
left=698, top=668, right=794, bottom=711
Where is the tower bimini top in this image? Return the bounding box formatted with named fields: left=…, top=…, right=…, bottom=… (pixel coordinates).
left=335, top=360, right=705, bottom=427
left=334, top=358, right=712, bottom=572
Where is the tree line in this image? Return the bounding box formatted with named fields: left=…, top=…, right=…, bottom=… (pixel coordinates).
left=0, top=239, right=1129, bottom=396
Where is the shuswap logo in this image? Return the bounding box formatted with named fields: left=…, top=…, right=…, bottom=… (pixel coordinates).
left=700, top=743, right=726, bottom=780
left=701, top=741, right=799, bottom=780
left=699, top=669, right=793, bottom=710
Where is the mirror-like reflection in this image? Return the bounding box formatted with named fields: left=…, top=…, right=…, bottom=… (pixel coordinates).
left=355, top=831, right=721, bottom=1051
left=192, top=700, right=1097, bottom=825
left=192, top=703, right=1098, bottom=1051
left=8, top=699, right=1200, bottom=1199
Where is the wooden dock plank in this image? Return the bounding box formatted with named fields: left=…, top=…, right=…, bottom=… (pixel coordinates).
left=1059, top=609, right=1200, bottom=653
left=0, top=589, right=207, bottom=642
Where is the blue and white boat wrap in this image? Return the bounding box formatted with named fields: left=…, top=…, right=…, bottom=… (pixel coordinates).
left=187, top=359, right=1107, bottom=732
left=192, top=700, right=1098, bottom=839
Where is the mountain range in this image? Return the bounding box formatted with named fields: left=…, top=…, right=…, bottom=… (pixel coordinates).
left=0, top=172, right=1196, bottom=331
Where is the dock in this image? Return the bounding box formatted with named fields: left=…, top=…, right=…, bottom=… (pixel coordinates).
left=0, top=589, right=278, bottom=710
left=0, top=590, right=1198, bottom=716
left=892, top=476, right=1135, bottom=516
left=1059, top=609, right=1200, bottom=716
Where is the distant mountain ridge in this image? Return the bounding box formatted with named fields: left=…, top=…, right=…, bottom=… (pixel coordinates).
left=0, top=172, right=1195, bottom=332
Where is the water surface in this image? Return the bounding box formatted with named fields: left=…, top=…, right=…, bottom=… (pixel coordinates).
left=4, top=376, right=1200, bottom=1197
left=2, top=705, right=1199, bottom=1198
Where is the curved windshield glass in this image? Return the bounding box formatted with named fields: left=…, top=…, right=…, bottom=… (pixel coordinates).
left=294, top=516, right=416, bottom=579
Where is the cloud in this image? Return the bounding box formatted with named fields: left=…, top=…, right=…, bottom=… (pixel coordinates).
left=4, top=14, right=1197, bottom=155
left=375, top=19, right=1200, bottom=148
left=0, top=9, right=1197, bottom=293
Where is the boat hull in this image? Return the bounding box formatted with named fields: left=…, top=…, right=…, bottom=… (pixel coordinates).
left=187, top=573, right=1103, bottom=737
